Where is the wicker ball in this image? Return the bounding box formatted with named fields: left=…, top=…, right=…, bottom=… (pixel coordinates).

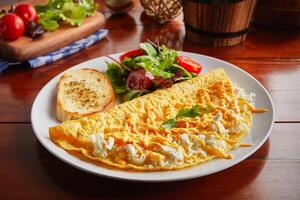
left=141, top=0, right=182, bottom=24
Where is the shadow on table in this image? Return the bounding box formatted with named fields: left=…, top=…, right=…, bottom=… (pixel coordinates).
left=36, top=139, right=269, bottom=199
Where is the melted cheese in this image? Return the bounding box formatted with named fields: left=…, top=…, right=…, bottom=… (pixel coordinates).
left=49, top=68, right=266, bottom=171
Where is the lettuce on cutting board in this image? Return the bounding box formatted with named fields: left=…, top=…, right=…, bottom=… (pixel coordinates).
left=35, top=0, right=98, bottom=31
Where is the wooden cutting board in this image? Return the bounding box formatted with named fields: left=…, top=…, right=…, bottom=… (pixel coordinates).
left=0, top=2, right=105, bottom=61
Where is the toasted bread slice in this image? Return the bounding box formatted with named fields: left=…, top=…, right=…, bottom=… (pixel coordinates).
left=56, top=68, right=115, bottom=121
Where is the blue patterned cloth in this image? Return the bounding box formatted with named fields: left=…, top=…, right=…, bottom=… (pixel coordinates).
left=0, top=29, right=108, bottom=73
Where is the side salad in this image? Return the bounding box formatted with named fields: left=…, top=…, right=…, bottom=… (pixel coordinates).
left=106, top=42, right=203, bottom=101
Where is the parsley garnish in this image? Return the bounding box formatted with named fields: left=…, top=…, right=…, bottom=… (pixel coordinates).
left=161, top=105, right=212, bottom=129
left=161, top=118, right=177, bottom=129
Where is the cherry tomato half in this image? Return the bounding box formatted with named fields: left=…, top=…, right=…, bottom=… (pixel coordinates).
left=176, top=55, right=203, bottom=74
left=119, top=49, right=144, bottom=61
left=0, top=13, right=25, bottom=40
left=14, top=3, right=38, bottom=25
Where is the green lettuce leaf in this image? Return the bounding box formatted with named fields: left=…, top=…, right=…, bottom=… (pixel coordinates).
left=105, top=42, right=199, bottom=101
left=106, top=62, right=128, bottom=94
left=137, top=61, right=173, bottom=79
left=79, top=0, right=98, bottom=16
left=158, top=45, right=178, bottom=70
left=59, top=1, right=86, bottom=26
left=135, top=55, right=160, bottom=66
left=37, top=9, right=61, bottom=31
left=36, top=0, right=98, bottom=31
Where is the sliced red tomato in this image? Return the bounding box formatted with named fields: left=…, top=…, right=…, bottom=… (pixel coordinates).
left=119, top=49, right=144, bottom=61
left=176, top=55, right=203, bottom=74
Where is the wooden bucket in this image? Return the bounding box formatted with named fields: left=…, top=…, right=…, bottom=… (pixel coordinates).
left=182, top=0, right=257, bottom=46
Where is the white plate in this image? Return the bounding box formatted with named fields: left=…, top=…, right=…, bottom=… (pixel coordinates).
left=31, top=52, right=274, bottom=182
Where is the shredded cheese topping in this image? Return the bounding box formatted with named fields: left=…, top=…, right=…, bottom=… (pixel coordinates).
left=50, top=69, right=266, bottom=171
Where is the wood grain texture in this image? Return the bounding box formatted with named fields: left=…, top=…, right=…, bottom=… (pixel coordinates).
left=183, top=0, right=257, bottom=46
left=0, top=0, right=300, bottom=199
left=0, top=12, right=105, bottom=61
left=0, top=123, right=299, bottom=200
left=254, top=0, right=300, bottom=29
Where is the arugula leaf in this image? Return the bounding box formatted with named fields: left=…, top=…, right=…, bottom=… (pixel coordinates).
left=105, top=42, right=198, bottom=101
left=106, top=62, right=128, bottom=94
left=161, top=118, right=176, bottom=129
left=158, top=45, right=178, bottom=70
left=119, top=42, right=192, bottom=80
left=159, top=58, right=174, bottom=71
left=138, top=44, right=178, bottom=71
left=140, top=42, right=157, bottom=57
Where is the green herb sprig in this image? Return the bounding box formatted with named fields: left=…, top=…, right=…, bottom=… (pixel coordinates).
left=161, top=105, right=212, bottom=129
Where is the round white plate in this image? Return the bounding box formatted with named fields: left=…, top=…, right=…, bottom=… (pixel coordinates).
left=31, top=52, right=274, bottom=182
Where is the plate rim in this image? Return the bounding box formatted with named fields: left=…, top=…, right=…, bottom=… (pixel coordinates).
left=31, top=52, right=275, bottom=182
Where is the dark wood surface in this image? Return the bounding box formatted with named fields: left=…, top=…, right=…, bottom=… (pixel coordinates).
left=1, top=0, right=300, bottom=199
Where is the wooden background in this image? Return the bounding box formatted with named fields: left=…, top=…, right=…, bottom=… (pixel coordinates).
left=0, top=0, right=300, bottom=199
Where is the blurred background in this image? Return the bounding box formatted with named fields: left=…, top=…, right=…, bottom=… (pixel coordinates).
left=1, top=0, right=21, bottom=6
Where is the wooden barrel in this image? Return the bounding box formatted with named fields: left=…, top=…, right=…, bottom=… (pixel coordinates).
left=182, top=0, right=257, bottom=46
left=254, top=0, right=300, bottom=29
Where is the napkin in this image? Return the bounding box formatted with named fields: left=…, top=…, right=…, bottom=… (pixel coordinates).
left=0, top=29, right=108, bottom=74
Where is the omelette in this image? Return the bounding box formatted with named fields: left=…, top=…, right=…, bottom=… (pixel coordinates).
left=49, top=68, right=266, bottom=171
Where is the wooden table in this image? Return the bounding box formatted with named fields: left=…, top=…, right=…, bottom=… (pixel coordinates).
left=1, top=1, right=300, bottom=199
